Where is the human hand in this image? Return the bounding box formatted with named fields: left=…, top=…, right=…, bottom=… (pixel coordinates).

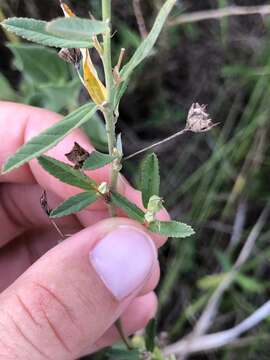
left=0, top=102, right=169, bottom=360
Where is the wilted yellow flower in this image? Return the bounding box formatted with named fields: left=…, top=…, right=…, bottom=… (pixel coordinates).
left=60, top=1, right=107, bottom=105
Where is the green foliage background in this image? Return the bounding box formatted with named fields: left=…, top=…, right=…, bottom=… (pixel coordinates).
left=1, top=0, right=270, bottom=359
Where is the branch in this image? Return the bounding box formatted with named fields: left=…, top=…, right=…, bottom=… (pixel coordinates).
left=165, top=203, right=270, bottom=358
left=163, top=300, right=270, bottom=356
left=132, top=0, right=148, bottom=38
left=169, top=5, right=270, bottom=27
left=193, top=203, right=270, bottom=337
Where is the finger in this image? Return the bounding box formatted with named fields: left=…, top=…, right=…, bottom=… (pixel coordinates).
left=0, top=183, right=80, bottom=247
left=140, top=261, right=160, bottom=295
left=0, top=218, right=157, bottom=360
left=90, top=292, right=158, bottom=354
left=0, top=102, right=170, bottom=247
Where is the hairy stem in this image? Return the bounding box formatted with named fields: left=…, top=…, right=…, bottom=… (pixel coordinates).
left=102, top=0, right=120, bottom=215
left=101, top=0, right=130, bottom=348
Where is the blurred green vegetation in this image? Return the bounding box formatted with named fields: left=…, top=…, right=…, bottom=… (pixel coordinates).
left=1, top=0, right=270, bottom=359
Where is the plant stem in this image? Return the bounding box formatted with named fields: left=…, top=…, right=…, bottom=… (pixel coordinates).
left=101, top=0, right=131, bottom=349
left=124, top=128, right=190, bottom=160
left=102, top=0, right=120, bottom=205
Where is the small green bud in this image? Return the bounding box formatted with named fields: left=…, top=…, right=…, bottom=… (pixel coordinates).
left=147, top=195, right=163, bottom=213
left=98, top=181, right=109, bottom=194
left=144, top=195, right=164, bottom=223
left=144, top=211, right=155, bottom=223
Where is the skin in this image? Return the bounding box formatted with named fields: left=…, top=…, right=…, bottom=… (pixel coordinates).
left=0, top=102, right=170, bottom=359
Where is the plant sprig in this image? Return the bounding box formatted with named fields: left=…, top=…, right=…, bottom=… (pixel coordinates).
left=0, top=1, right=219, bottom=356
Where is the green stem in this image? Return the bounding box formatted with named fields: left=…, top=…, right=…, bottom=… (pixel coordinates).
left=101, top=1, right=130, bottom=349
left=102, top=0, right=120, bottom=201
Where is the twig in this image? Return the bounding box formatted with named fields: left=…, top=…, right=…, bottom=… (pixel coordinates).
left=194, top=202, right=270, bottom=336
left=40, top=190, right=66, bottom=242
left=132, top=0, right=148, bottom=39
left=228, top=199, right=247, bottom=250
left=169, top=5, right=270, bottom=27
left=125, top=103, right=217, bottom=160
left=163, top=300, right=270, bottom=356
left=169, top=203, right=270, bottom=358
left=124, top=128, right=189, bottom=160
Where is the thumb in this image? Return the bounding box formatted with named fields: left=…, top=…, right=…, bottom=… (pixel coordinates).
left=0, top=218, right=157, bottom=360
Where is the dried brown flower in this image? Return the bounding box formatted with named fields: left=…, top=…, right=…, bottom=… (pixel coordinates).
left=186, top=103, right=218, bottom=132
left=40, top=190, right=51, bottom=216
left=65, top=142, right=90, bottom=169
left=58, top=48, right=82, bottom=68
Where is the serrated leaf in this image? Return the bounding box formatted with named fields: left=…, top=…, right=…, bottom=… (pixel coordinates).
left=1, top=18, right=92, bottom=48
left=120, top=0, right=176, bottom=81
left=50, top=191, right=97, bottom=218
left=46, top=17, right=107, bottom=41
left=140, top=153, right=160, bottom=208
left=145, top=318, right=156, bottom=352
left=38, top=155, right=96, bottom=190
left=82, top=151, right=115, bottom=170
left=110, top=191, right=145, bottom=223
left=148, top=220, right=194, bottom=238
left=2, top=103, right=97, bottom=173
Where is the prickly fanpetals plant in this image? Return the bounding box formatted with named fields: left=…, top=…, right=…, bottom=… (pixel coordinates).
left=1, top=0, right=216, bottom=357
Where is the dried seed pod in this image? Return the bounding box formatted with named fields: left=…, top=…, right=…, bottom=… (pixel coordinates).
left=186, top=103, right=217, bottom=132
left=65, top=142, right=90, bottom=169
left=40, top=190, right=51, bottom=216
left=58, top=48, right=82, bottom=67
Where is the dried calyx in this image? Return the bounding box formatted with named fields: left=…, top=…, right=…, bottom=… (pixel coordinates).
left=186, top=103, right=218, bottom=133
left=65, top=142, right=90, bottom=169
left=58, top=48, right=82, bottom=68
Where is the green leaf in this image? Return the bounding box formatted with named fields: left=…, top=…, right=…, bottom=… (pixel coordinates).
left=0, top=73, right=19, bottom=101
left=113, top=78, right=129, bottom=112
left=1, top=18, right=92, bottom=48
left=47, top=17, right=107, bottom=42
left=110, top=191, right=145, bottom=223
left=236, top=273, right=265, bottom=293
left=140, top=153, right=160, bottom=208
left=106, top=344, right=140, bottom=360
left=215, top=250, right=232, bottom=272
left=148, top=220, right=195, bottom=238
left=197, top=273, right=228, bottom=290
left=37, top=79, right=81, bottom=113
left=145, top=318, right=156, bottom=352
left=82, top=112, right=108, bottom=152
left=82, top=151, right=115, bottom=170
left=7, top=43, right=69, bottom=85
left=50, top=191, right=97, bottom=218
left=2, top=103, right=97, bottom=173
left=38, top=155, right=96, bottom=190
left=120, top=0, right=176, bottom=80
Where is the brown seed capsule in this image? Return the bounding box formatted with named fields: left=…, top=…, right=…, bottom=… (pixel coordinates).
left=40, top=190, right=51, bottom=216
left=186, top=103, right=217, bottom=132
left=58, top=48, right=82, bottom=67
left=65, top=142, right=90, bottom=169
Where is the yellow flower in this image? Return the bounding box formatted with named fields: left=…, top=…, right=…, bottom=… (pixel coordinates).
left=60, top=2, right=107, bottom=105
